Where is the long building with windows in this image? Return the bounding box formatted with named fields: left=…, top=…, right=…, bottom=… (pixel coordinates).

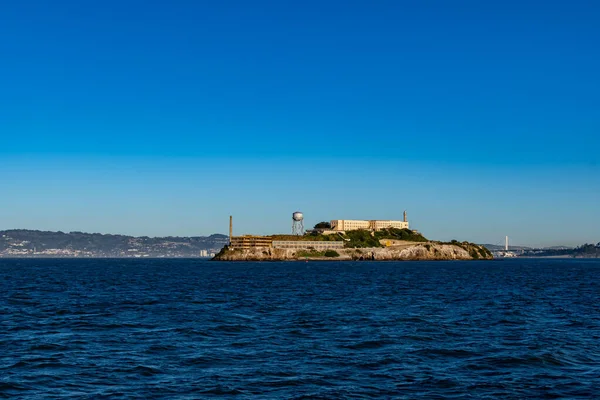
left=229, top=235, right=273, bottom=249
left=230, top=236, right=345, bottom=250
left=330, top=212, right=409, bottom=232
left=272, top=240, right=345, bottom=250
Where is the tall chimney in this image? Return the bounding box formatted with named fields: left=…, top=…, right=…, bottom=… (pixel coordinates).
left=229, top=216, right=233, bottom=245
left=403, top=210, right=407, bottom=223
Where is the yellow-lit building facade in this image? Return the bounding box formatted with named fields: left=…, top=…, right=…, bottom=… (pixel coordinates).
left=330, top=219, right=409, bottom=232
left=229, top=236, right=273, bottom=249
left=272, top=241, right=345, bottom=250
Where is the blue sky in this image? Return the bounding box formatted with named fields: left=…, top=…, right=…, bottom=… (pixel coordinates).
left=1, top=1, right=598, bottom=247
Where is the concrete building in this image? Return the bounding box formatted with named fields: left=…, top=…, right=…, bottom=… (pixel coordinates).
left=272, top=241, right=345, bottom=250
left=330, top=217, right=409, bottom=232
left=309, top=229, right=343, bottom=236
left=370, top=220, right=409, bottom=230
left=230, top=236, right=273, bottom=249
left=229, top=237, right=344, bottom=250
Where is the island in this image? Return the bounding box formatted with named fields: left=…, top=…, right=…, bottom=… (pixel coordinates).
left=214, top=225, right=493, bottom=261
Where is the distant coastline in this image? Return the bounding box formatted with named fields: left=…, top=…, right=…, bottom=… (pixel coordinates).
left=4, top=228, right=594, bottom=261
left=485, top=243, right=600, bottom=259
left=0, top=230, right=228, bottom=258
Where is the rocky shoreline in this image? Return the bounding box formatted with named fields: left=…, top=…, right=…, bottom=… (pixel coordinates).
left=213, top=242, right=493, bottom=261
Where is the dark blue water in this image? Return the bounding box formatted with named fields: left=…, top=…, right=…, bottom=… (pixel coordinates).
left=1, top=259, right=599, bottom=398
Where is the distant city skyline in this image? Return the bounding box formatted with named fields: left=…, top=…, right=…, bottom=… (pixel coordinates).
left=1, top=1, right=598, bottom=248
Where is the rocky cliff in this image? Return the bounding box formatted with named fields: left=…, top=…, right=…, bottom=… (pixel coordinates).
left=213, top=242, right=493, bottom=261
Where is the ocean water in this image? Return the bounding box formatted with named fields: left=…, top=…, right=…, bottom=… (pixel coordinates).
left=1, top=258, right=599, bottom=399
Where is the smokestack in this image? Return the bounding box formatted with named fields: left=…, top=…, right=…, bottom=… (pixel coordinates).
left=505, top=236, right=509, bottom=251
left=403, top=210, right=407, bottom=223
left=229, top=216, right=233, bottom=245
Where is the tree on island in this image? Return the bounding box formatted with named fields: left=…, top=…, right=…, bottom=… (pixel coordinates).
left=313, top=221, right=332, bottom=229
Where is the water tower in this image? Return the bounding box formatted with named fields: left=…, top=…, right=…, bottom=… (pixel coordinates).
left=292, top=211, right=304, bottom=235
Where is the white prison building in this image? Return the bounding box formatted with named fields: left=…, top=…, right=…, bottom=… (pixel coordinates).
left=330, top=218, right=409, bottom=232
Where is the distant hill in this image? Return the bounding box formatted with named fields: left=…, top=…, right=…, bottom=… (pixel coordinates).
left=0, top=229, right=229, bottom=258
left=482, top=242, right=599, bottom=258
left=519, top=243, right=600, bottom=258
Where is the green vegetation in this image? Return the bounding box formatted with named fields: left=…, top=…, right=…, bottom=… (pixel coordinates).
left=344, top=228, right=428, bottom=248
left=445, top=240, right=468, bottom=249
left=214, top=245, right=229, bottom=258
left=270, top=229, right=494, bottom=261
left=296, top=249, right=339, bottom=258
left=344, top=230, right=382, bottom=248
left=296, top=249, right=319, bottom=258
left=313, top=221, right=332, bottom=229
left=374, top=228, right=428, bottom=242
left=272, top=228, right=427, bottom=249
left=479, top=246, right=492, bottom=258
left=573, top=243, right=600, bottom=257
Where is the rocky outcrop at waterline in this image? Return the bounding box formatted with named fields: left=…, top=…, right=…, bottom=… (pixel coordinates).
left=213, top=242, right=493, bottom=261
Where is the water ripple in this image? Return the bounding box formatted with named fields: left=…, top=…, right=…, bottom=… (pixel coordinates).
left=1, top=258, right=600, bottom=398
